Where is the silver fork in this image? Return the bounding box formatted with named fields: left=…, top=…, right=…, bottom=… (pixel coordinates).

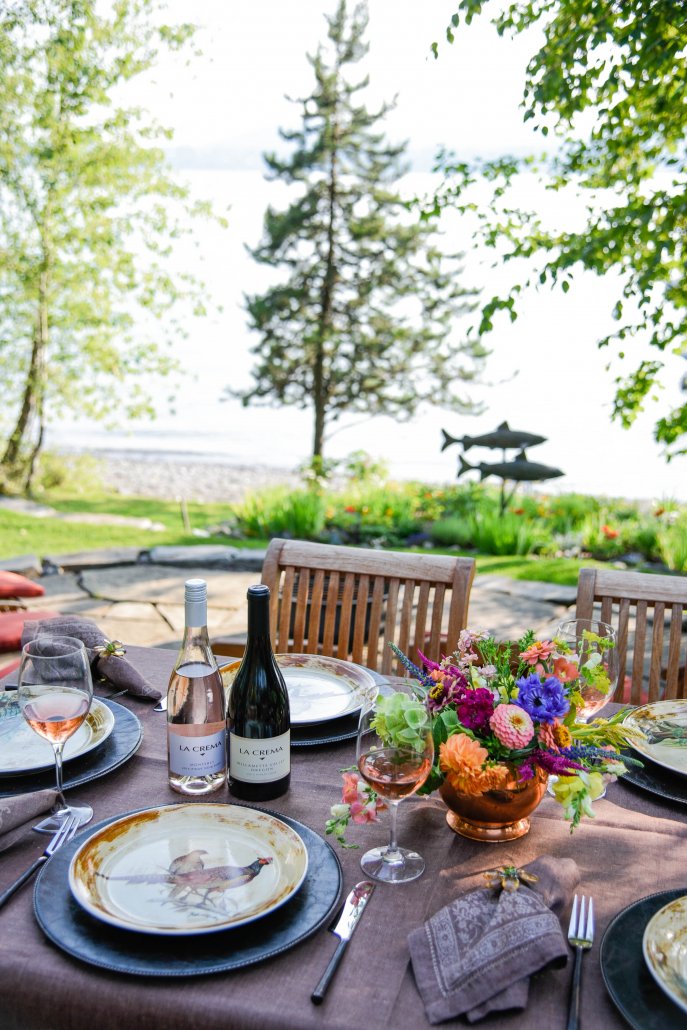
left=567, top=894, right=594, bottom=1030
left=0, top=813, right=80, bottom=909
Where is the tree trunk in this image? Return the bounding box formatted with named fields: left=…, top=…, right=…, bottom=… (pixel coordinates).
left=2, top=264, right=49, bottom=469
left=313, top=110, right=339, bottom=461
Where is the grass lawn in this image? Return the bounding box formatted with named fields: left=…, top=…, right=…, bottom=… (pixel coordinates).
left=0, top=491, right=614, bottom=586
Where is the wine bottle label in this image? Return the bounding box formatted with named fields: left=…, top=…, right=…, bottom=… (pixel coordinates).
left=229, top=730, right=291, bottom=783
left=168, top=724, right=227, bottom=777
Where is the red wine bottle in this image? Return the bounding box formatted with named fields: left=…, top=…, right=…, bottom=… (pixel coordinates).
left=167, top=579, right=227, bottom=795
left=227, top=584, right=290, bottom=801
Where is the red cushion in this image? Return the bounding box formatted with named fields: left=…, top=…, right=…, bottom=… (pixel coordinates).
left=0, top=610, right=61, bottom=653
left=0, top=657, right=20, bottom=679
left=0, top=571, right=45, bottom=599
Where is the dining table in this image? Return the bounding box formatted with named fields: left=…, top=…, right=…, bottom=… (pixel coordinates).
left=1, top=643, right=686, bottom=1030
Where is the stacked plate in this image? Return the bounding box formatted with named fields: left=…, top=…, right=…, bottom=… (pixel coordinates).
left=621, top=700, right=687, bottom=805
left=0, top=692, right=142, bottom=796
left=35, top=802, right=342, bottom=976
left=600, top=701, right=687, bottom=1025
left=220, top=653, right=379, bottom=747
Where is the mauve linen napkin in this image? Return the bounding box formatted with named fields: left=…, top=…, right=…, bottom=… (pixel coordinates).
left=408, top=856, right=580, bottom=1024
left=0, top=790, right=58, bottom=852
left=21, top=618, right=162, bottom=701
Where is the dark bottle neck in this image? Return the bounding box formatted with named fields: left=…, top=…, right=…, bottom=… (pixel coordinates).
left=247, top=590, right=271, bottom=640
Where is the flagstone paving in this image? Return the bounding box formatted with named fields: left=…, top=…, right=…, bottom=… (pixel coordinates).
left=0, top=545, right=576, bottom=666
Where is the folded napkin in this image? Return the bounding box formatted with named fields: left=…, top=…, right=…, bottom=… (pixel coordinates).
left=21, top=617, right=162, bottom=702
left=408, top=856, right=580, bottom=1024
left=0, top=790, right=58, bottom=852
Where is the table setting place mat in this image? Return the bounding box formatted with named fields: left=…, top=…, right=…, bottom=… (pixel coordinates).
left=600, top=888, right=687, bottom=1029
left=0, top=699, right=143, bottom=798
left=33, top=805, right=343, bottom=977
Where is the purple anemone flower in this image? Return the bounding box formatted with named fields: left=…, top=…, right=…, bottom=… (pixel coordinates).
left=515, top=674, right=570, bottom=725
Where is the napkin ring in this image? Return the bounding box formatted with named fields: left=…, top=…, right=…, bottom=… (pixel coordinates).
left=483, top=865, right=539, bottom=893
left=93, top=639, right=127, bottom=660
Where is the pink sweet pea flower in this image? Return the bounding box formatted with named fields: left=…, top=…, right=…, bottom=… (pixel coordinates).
left=553, top=656, right=580, bottom=683
left=342, top=771, right=362, bottom=804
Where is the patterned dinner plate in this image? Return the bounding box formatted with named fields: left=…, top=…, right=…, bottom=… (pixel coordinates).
left=68, top=803, right=308, bottom=935
left=0, top=694, right=115, bottom=776
left=623, top=701, right=687, bottom=777
left=643, top=895, right=687, bottom=1015
left=220, top=653, right=377, bottom=726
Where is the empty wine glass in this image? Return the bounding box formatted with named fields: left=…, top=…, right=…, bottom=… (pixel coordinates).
left=556, top=618, right=619, bottom=719
left=18, top=636, right=94, bottom=834
left=356, top=690, right=433, bottom=884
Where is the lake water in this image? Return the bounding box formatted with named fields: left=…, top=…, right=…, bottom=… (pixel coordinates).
left=45, top=168, right=687, bottom=503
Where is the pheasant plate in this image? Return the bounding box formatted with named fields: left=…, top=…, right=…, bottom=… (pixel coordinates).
left=68, top=803, right=308, bottom=935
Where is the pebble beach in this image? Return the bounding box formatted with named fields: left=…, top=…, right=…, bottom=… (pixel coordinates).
left=87, top=451, right=305, bottom=504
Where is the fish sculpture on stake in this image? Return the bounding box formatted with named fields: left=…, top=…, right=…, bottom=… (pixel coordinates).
left=441, top=422, right=565, bottom=513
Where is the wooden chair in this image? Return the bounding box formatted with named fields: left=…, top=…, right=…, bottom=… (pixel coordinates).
left=213, top=538, right=475, bottom=675
left=575, top=567, right=687, bottom=703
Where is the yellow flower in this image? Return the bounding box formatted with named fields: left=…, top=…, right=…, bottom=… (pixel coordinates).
left=553, top=724, right=572, bottom=748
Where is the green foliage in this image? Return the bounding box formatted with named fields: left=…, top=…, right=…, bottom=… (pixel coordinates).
left=235, top=0, right=482, bottom=460
left=231, top=488, right=326, bottom=541
left=0, top=0, right=219, bottom=487
left=657, top=516, right=687, bottom=573
left=466, top=511, right=548, bottom=556
left=429, top=516, right=474, bottom=549
left=431, top=1, right=687, bottom=457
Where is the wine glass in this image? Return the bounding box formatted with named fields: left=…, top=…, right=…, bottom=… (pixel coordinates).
left=355, top=690, right=434, bottom=884
left=556, top=618, right=619, bottom=719
left=17, top=636, right=94, bottom=834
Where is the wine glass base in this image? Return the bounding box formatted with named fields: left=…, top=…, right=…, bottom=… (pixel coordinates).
left=360, top=845, right=425, bottom=884
left=33, top=803, right=94, bottom=835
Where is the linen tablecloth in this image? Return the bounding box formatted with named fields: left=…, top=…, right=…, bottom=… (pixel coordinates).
left=1, top=646, right=685, bottom=1029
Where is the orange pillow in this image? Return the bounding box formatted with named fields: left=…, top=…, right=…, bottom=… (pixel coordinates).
left=0, top=571, right=45, bottom=598
left=0, top=610, right=60, bottom=653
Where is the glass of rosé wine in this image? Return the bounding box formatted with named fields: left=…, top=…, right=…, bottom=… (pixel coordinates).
left=355, top=690, right=434, bottom=884
left=18, top=636, right=94, bottom=833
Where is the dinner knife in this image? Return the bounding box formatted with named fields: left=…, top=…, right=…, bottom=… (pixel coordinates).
left=311, top=880, right=374, bottom=1004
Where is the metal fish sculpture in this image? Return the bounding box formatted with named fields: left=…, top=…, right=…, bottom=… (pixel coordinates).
left=458, top=452, right=564, bottom=483
left=441, top=421, right=548, bottom=453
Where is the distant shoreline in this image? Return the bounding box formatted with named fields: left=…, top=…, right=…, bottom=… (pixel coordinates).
left=63, top=448, right=303, bottom=504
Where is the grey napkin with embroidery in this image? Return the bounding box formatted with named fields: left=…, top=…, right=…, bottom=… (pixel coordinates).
left=21, top=617, right=162, bottom=701
left=0, top=790, right=59, bottom=852
left=408, top=856, right=580, bottom=1024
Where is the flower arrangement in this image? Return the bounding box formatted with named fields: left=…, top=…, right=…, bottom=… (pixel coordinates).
left=326, top=629, right=643, bottom=845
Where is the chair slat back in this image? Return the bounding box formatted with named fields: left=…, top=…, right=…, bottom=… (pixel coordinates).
left=260, top=539, right=476, bottom=674
left=575, top=568, right=687, bottom=702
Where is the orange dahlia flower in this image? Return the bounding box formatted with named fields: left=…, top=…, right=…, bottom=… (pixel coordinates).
left=440, top=734, right=509, bottom=796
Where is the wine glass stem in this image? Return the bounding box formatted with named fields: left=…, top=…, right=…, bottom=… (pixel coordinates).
left=52, top=741, right=67, bottom=812
left=385, top=800, right=402, bottom=861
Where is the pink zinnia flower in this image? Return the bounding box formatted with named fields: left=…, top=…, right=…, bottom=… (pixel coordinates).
left=520, top=640, right=556, bottom=666
left=490, top=704, right=535, bottom=748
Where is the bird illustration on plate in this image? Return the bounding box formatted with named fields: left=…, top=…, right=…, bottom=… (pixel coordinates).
left=98, top=849, right=274, bottom=918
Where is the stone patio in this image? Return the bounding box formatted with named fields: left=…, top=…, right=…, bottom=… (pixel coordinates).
left=0, top=547, right=577, bottom=666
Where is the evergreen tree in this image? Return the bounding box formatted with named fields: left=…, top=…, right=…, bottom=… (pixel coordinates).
left=238, top=0, right=483, bottom=463
left=0, top=0, right=218, bottom=489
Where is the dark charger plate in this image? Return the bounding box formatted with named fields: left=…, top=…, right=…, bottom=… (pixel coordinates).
left=34, top=807, right=343, bottom=977
left=620, top=748, right=687, bottom=806
left=0, top=699, right=142, bottom=798
left=601, top=888, right=687, bottom=1029
left=291, top=711, right=358, bottom=747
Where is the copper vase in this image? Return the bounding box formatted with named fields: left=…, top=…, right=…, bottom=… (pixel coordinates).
left=439, top=767, right=548, bottom=843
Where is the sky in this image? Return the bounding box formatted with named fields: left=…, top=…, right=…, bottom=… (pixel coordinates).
left=50, top=0, right=687, bottom=501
